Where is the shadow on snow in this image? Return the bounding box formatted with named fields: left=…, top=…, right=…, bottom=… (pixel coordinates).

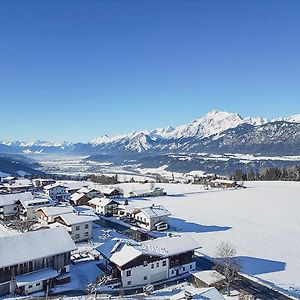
left=169, top=217, right=232, bottom=233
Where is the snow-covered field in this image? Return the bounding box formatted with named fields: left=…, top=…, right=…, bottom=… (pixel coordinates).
left=115, top=181, right=300, bottom=298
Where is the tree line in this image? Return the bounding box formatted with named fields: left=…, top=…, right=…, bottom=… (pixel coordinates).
left=231, top=165, right=300, bottom=181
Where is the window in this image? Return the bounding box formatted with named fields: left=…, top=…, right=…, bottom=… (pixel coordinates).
left=182, top=267, right=185, bottom=271
left=171, top=270, right=174, bottom=274
left=126, top=270, right=131, bottom=277
left=156, top=262, right=159, bottom=267
left=84, top=232, right=89, bottom=237
left=75, top=234, right=80, bottom=239
left=151, top=264, right=154, bottom=269
left=75, top=226, right=80, bottom=231
left=36, top=283, right=41, bottom=286
left=127, top=281, right=131, bottom=286
left=190, top=264, right=193, bottom=269
left=28, top=285, right=33, bottom=289
left=144, top=276, right=147, bottom=280
left=85, top=224, right=89, bottom=229
left=162, top=260, right=167, bottom=267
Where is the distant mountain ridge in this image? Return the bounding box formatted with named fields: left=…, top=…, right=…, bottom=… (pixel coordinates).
left=1, top=110, right=300, bottom=156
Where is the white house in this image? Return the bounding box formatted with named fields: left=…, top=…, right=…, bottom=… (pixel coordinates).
left=44, top=183, right=69, bottom=200
left=0, top=227, right=76, bottom=296
left=0, top=192, right=32, bottom=220
left=97, top=234, right=200, bottom=289
left=18, top=195, right=52, bottom=221
left=88, top=197, right=119, bottom=216
left=101, top=187, right=123, bottom=199
left=129, top=187, right=166, bottom=198
left=132, top=205, right=171, bottom=231
left=77, top=187, right=103, bottom=199
left=53, top=212, right=98, bottom=242
left=4, top=179, right=34, bottom=193
left=37, top=206, right=75, bottom=225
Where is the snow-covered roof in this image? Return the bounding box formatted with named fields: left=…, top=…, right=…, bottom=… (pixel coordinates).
left=57, top=212, right=98, bottom=226
left=101, top=187, right=123, bottom=195
left=37, top=205, right=75, bottom=217
left=44, top=183, right=67, bottom=190
left=0, top=192, right=32, bottom=206
left=97, top=234, right=200, bottom=267
left=169, top=287, right=225, bottom=300
left=78, top=187, right=100, bottom=194
left=191, top=270, right=226, bottom=285
left=88, top=197, right=118, bottom=207
left=8, top=179, right=33, bottom=188
left=19, top=196, right=52, bottom=209
left=0, top=227, right=76, bottom=268
left=210, top=179, right=236, bottom=184
left=136, top=205, right=171, bottom=218
left=71, top=192, right=87, bottom=201
left=16, top=268, right=58, bottom=287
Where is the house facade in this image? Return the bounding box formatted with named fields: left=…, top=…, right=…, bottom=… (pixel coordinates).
left=0, top=227, right=76, bottom=296
left=44, top=183, right=69, bottom=200
left=54, top=212, right=98, bottom=242
left=97, top=234, right=200, bottom=290
left=0, top=192, right=32, bottom=220
left=132, top=205, right=171, bottom=231
left=88, top=198, right=119, bottom=216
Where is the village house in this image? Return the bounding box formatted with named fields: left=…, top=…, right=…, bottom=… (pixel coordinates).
left=97, top=234, right=200, bottom=290
left=53, top=212, right=98, bottom=242
left=32, top=178, right=56, bottom=188
left=44, top=183, right=69, bottom=201
left=77, top=187, right=103, bottom=199
left=17, top=195, right=52, bottom=221
left=210, top=179, right=238, bottom=189
left=129, top=187, right=166, bottom=198
left=0, top=227, right=76, bottom=297
left=1, top=176, right=17, bottom=184
left=88, top=197, right=119, bottom=216
left=132, top=205, right=171, bottom=231
left=37, top=206, right=75, bottom=225
left=70, top=192, right=90, bottom=206
left=4, top=179, right=34, bottom=193
left=101, top=187, right=124, bottom=199
left=0, top=192, right=32, bottom=220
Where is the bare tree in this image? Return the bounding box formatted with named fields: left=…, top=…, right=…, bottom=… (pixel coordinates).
left=214, top=242, right=241, bottom=296
left=11, top=218, right=35, bottom=233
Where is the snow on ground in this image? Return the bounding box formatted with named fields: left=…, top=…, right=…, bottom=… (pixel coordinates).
left=116, top=181, right=300, bottom=298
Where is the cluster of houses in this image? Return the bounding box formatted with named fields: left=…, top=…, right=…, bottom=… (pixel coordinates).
left=0, top=177, right=228, bottom=299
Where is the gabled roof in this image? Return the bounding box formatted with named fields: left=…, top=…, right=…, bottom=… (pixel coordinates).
left=190, top=270, right=226, bottom=285
left=19, top=196, right=52, bottom=209
left=44, top=183, right=67, bottom=190
left=57, top=212, right=98, bottom=226
left=101, top=187, right=123, bottom=195
left=88, top=197, right=119, bottom=207
left=71, top=192, right=87, bottom=201
left=0, top=227, right=76, bottom=268
left=37, top=205, right=75, bottom=217
left=136, top=205, right=171, bottom=218
left=97, top=234, right=201, bottom=267
left=0, top=192, right=32, bottom=206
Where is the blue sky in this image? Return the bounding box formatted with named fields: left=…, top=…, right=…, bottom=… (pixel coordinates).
left=0, top=0, right=300, bottom=142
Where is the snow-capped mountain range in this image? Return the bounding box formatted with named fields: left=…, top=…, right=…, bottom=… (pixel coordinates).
left=1, top=110, right=300, bottom=155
